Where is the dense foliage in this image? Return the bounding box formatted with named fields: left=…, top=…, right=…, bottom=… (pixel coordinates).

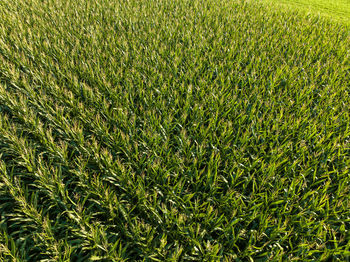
left=269, top=0, right=350, bottom=25
left=0, top=0, right=349, bottom=260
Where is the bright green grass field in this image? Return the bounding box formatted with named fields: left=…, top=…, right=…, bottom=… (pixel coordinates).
left=263, top=0, right=350, bottom=24
left=0, top=0, right=349, bottom=261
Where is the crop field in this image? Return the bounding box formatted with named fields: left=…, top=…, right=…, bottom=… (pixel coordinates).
left=264, top=0, right=350, bottom=25
left=0, top=0, right=349, bottom=261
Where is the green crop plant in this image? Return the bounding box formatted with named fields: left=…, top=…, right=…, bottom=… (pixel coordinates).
left=261, top=0, right=350, bottom=25
left=0, top=0, right=349, bottom=261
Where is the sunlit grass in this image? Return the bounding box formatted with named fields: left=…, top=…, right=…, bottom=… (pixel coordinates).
left=261, top=0, right=350, bottom=25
